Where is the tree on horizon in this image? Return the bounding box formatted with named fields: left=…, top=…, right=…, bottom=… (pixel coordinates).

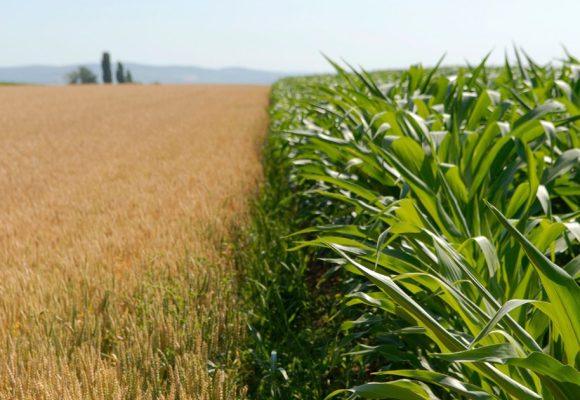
left=101, top=52, right=112, bottom=84
left=116, top=62, right=125, bottom=84
left=66, top=66, right=97, bottom=84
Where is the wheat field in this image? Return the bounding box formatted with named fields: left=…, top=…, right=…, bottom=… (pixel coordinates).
left=0, top=84, right=269, bottom=399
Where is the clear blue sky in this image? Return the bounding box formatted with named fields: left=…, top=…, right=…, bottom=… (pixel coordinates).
left=1, top=0, right=579, bottom=72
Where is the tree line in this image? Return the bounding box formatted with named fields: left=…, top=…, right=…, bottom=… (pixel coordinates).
left=67, top=52, right=134, bottom=85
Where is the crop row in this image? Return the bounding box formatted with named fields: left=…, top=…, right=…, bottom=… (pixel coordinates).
left=252, top=51, right=580, bottom=399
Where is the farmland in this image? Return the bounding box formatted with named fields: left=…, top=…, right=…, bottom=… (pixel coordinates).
left=1, top=53, right=579, bottom=400
left=0, top=85, right=268, bottom=399
left=241, top=54, right=580, bottom=399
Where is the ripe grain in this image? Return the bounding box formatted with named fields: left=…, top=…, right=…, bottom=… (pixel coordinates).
left=0, top=84, right=269, bottom=399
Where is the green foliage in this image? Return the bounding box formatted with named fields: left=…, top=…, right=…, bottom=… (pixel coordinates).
left=116, top=62, right=125, bottom=84
left=66, top=66, right=98, bottom=84
left=249, top=50, right=580, bottom=399
left=238, top=84, right=376, bottom=399
left=101, top=51, right=112, bottom=84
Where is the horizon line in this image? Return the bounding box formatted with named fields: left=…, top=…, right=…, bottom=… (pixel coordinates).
left=0, top=62, right=318, bottom=75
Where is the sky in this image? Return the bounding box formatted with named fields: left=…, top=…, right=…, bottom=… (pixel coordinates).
left=1, top=0, right=580, bottom=73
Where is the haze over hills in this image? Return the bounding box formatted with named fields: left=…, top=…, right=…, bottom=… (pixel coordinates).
left=0, top=63, right=293, bottom=85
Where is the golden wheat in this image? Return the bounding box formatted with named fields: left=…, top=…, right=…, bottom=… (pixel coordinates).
left=0, top=84, right=269, bottom=399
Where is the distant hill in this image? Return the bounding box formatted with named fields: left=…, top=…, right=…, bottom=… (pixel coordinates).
left=0, top=63, right=292, bottom=85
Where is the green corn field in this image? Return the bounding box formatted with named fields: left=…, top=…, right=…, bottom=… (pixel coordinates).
left=241, top=50, right=580, bottom=399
